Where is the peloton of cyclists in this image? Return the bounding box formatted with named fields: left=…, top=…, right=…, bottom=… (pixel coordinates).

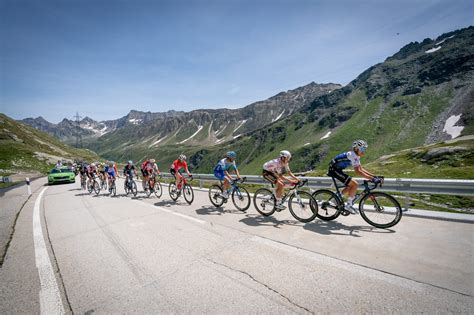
left=262, top=150, right=300, bottom=211
left=170, top=154, right=192, bottom=192
left=213, top=151, right=242, bottom=199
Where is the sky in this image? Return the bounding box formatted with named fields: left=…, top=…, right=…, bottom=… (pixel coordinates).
left=1, top=0, right=473, bottom=123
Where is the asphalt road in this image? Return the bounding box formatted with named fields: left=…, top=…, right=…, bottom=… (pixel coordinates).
left=1, top=177, right=473, bottom=313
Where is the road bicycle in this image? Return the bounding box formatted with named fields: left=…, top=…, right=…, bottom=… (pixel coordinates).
left=124, top=173, right=138, bottom=197
left=144, top=172, right=163, bottom=198
left=108, top=176, right=117, bottom=197
left=99, top=172, right=108, bottom=191
left=312, top=176, right=402, bottom=228
left=253, top=179, right=317, bottom=223
left=208, top=177, right=251, bottom=211
left=80, top=173, right=87, bottom=190
left=87, top=173, right=100, bottom=195
left=169, top=175, right=194, bottom=204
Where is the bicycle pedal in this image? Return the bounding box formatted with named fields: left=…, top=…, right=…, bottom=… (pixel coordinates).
left=341, top=210, right=350, bottom=216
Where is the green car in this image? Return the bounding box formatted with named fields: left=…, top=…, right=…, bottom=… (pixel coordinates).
left=48, top=167, right=76, bottom=185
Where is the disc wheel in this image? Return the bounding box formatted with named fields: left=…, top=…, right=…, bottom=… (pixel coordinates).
left=169, top=183, right=179, bottom=201
left=232, top=187, right=251, bottom=212
left=209, top=185, right=224, bottom=207
left=312, top=189, right=341, bottom=221
left=253, top=188, right=276, bottom=216
left=359, top=192, right=402, bottom=228
left=183, top=184, right=194, bottom=204
left=288, top=191, right=317, bottom=223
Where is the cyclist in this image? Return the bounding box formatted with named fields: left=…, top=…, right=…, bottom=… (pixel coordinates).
left=213, top=151, right=242, bottom=199
left=97, top=162, right=106, bottom=183
left=328, top=140, right=379, bottom=214
left=143, top=159, right=161, bottom=189
left=86, top=162, right=98, bottom=187
left=79, top=161, right=88, bottom=188
left=140, top=158, right=150, bottom=182
left=105, top=161, right=117, bottom=190
left=262, top=150, right=300, bottom=210
left=170, top=154, right=192, bottom=191
left=123, top=160, right=137, bottom=187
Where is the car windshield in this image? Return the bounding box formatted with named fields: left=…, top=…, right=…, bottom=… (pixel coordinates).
left=50, top=168, right=72, bottom=174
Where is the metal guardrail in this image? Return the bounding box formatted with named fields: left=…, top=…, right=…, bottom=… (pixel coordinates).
left=159, top=173, right=474, bottom=196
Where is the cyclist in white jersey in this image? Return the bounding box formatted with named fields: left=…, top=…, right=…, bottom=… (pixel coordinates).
left=262, top=150, right=300, bottom=210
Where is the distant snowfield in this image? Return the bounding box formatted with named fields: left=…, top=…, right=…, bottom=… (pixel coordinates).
left=233, top=120, right=247, bottom=133
left=425, top=46, right=441, bottom=53
left=178, top=125, right=203, bottom=144
left=320, top=131, right=331, bottom=140
left=272, top=110, right=285, bottom=122
left=149, top=137, right=166, bottom=148
left=443, top=115, right=464, bottom=139
left=303, top=143, right=310, bottom=146
left=129, top=118, right=143, bottom=125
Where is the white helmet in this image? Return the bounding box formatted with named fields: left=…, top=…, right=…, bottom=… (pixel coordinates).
left=179, top=154, right=186, bottom=161
left=280, top=150, right=291, bottom=159
left=352, top=140, right=368, bottom=151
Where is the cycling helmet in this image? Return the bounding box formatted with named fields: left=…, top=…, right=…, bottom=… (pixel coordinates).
left=226, top=151, right=237, bottom=159
left=109, top=161, right=114, bottom=166
left=280, top=150, right=292, bottom=159
left=90, top=162, right=95, bottom=167
left=150, top=159, right=156, bottom=163
left=128, top=160, right=133, bottom=164
left=179, top=154, right=186, bottom=161
left=352, top=140, right=368, bottom=152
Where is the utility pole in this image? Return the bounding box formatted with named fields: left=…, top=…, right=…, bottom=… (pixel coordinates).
left=74, top=111, right=83, bottom=148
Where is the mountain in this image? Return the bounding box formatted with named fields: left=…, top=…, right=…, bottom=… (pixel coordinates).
left=185, top=26, right=474, bottom=176
left=0, top=114, right=99, bottom=177
left=21, top=82, right=340, bottom=148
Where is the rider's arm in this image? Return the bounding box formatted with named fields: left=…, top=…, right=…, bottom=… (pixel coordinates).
left=224, top=170, right=233, bottom=181
left=354, top=166, right=375, bottom=179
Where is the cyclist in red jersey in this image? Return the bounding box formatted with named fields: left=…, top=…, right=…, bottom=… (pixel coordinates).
left=170, top=154, right=192, bottom=190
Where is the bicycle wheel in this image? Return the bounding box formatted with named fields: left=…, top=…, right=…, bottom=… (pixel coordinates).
left=288, top=191, right=317, bottom=223
left=359, top=192, right=402, bottom=228
left=169, top=183, right=179, bottom=201
left=124, top=181, right=130, bottom=196
left=87, top=181, right=93, bottom=194
left=131, top=181, right=138, bottom=197
left=253, top=188, right=276, bottom=216
left=312, top=189, right=341, bottom=221
left=232, top=187, right=251, bottom=212
left=209, top=185, right=224, bottom=207
left=154, top=181, right=163, bottom=198
left=145, top=181, right=153, bottom=197
left=111, top=183, right=116, bottom=197
left=93, top=181, right=101, bottom=195
left=183, top=184, right=194, bottom=204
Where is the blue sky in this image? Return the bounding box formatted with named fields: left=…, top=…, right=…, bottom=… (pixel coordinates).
left=1, top=0, right=473, bottom=123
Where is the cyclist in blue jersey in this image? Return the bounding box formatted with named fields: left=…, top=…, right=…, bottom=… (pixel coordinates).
left=105, top=161, right=117, bottom=190
left=213, top=151, right=242, bottom=199
left=328, top=140, right=380, bottom=214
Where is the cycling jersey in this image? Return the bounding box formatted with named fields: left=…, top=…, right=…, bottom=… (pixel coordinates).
left=87, top=165, right=97, bottom=174
left=263, top=158, right=288, bottom=175
left=145, top=161, right=155, bottom=172
left=123, top=165, right=135, bottom=176
left=331, top=151, right=360, bottom=169
left=214, top=158, right=237, bottom=180
left=171, top=160, right=188, bottom=172
left=105, top=165, right=116, bottom=178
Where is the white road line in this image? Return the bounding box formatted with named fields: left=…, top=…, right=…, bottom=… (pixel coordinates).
left=136, top=200, right=206, bottom=224
left=32, top=187, right=65, bottom=315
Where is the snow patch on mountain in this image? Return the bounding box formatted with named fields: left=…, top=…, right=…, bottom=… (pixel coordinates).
left=233, top=120, right=247, bottom=134
left=178, top=125, right=203, bottom=144
left=129, top=118, right=143, bottom=125
left=272, top=110, right=285, bottom=122
left=320, top=131, right=331, bottom=140
left=426, top=46, right=441, bottom=53
left=149, top=137, right=166, bottom=148
left=443, top=115, right=464, bottom=139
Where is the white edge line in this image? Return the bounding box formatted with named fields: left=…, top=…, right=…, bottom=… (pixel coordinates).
left=33, top=187, right=65, bottom=314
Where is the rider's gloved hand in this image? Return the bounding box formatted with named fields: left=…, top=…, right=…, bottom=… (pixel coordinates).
left=372, top=176, right=381, bottom=184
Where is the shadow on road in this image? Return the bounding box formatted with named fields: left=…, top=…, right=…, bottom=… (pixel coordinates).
left=239, top=214, right=299, bottom=229
left=68, top=188, right=83, bottom=191
left=195, top=205, right=243, bottom=216
left=154, top=200, right=179, bottom=207
left=303, top=220, right=395, bottom=237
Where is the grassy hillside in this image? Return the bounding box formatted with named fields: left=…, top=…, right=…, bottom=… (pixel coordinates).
left=0, top=114, right=99, bottom=176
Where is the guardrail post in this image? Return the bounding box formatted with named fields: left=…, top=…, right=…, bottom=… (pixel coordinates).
left=404, top=193, right=410, bottom=212
left=199, top=179, right=203, bottom=189
left=26, top=177, right=31, bottom=196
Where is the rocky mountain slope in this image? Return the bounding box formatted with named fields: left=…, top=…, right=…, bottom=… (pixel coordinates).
left=22, top=82, right=340, bottom=147
left=187, top=26, right=474, bottom=175
left=0, top=114, right=98, bottom=177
